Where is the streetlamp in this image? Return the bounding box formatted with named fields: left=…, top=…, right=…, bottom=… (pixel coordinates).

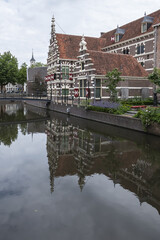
left=50, top=84, right=52, bottom=100
left=86, top=74, right=90, bottom=106
left=40, top=81, right=42, bottom=99
left=87, top=75, right=90, bottom=105
left=153, top=84, right=157, bottom=106
left=93, top=78, right=96, bottom=104
left=65, top=76, right=67, bottom=104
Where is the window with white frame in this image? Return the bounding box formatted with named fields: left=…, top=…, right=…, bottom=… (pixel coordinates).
left=80, top=79, right=86, bottom=97
left=137, top=44, right=144, bottom=54
left=62, top=66, right=69, bottom=79
left=62, top=89, right=69, bottom=96
left=123, top=48, right=129, bottom=54
left=115, top=34, right=120, bottom=43
left=95, top=79, right=101, bottom=98
left=141, top=23, right=147, bottom=33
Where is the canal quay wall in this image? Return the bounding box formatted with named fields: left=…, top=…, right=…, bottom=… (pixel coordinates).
left=24, top=100, right=160, bottom=136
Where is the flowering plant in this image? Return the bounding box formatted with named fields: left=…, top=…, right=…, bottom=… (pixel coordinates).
left=91, top=100, right=120, bottom=109
left=134, top=107, right=160, bottom=128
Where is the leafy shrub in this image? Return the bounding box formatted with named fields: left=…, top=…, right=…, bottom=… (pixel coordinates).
left=156, top=88, right=160, bottom=93
left=134, top=107, right=160, bottom=128
left=87, top=104, right=130, bottom=115
left=115, top=105, right=131, bottom=114
left=80, top=99, right=91, bottom=107
left=120, top=97, right=153, bottom=106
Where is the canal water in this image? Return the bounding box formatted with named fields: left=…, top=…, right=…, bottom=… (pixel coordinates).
left=1, top=102, right=160, bottom=240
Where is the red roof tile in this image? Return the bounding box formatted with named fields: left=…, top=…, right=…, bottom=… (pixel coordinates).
left=87, top=50, right=148, bottom=77
left=56, top=33, right=106, bottom=59
left=101, top=9, right=160, bottom=47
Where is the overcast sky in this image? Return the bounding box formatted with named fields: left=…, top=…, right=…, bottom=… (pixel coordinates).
left=0, top=0, right=160, bottom=67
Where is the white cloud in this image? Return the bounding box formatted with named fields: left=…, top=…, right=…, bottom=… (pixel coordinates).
left=0, top=0, right=159, bottom=66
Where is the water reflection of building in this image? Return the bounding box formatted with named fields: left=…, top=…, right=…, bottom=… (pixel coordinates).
left=46, top=119, right=75, bottom=192
left=0, top=103, right=22, bottom=116
left=0, top=103, right=47, bottom=146
left=46, top=117, right=160, bottom=214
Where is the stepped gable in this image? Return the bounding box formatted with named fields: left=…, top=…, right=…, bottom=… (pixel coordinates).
left=87, top=50, right=148, bottom=77
left=100, top=9, right=160, bottom=46
left=56, top=33, right=106, bottom=59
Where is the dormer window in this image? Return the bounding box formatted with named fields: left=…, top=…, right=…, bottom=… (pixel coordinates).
left=141, top=13, right=154, bottom=33
left=141, top=23, right=147, bottom=33
left=115, top=34, right=120, bottom=42
left=115, top=26, right=125, bottom=42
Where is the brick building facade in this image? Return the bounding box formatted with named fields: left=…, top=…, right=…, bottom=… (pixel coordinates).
left=101, top=10, right=160, bottom=73
left=46, top=10, right=160, bottom=100
left=74, top=38, right=152, bottom=100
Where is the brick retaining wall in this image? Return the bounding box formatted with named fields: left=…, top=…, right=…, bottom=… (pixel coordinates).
left=25, top=100, right=160, bottom=136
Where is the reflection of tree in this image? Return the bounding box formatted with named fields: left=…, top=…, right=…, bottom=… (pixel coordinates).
left=0, top=103, right=45, bottom=146
left=131, top=159, right=151, bottom=179
left=0, top=124, right=18, bottom=146
left=149, top=169, right=160, bottom=188
left=47, top=140, right=59, bottom=193
left=0, top=107, right=25, bottom=123
left=102, top=145, right=121, bottom=186
left=0, top=105, right=5, bottom=116
left=20, top=123, right=27, bottom=135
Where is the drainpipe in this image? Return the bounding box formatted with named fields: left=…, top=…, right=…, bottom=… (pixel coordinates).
left=153, top=26, right=158, bottom=106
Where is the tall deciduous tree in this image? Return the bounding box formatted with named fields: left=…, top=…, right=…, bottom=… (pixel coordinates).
left=0, top=51, right=18, bottom=92
left=17, top=62, right=27, bottom=85
left=105, top=68, right=124, bottom=102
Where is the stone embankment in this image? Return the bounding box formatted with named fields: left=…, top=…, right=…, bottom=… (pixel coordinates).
left=25, top=100, right=160, bottom=137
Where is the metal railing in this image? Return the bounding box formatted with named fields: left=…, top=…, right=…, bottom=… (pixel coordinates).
left=0, top=92, right=49, bottom=101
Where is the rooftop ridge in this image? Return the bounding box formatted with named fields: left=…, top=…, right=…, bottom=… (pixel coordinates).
left=87, top=49, right=136, bottom=58
left=101, top=9, right=160, bottom=38
left=56, top=32, right=106, bottom=40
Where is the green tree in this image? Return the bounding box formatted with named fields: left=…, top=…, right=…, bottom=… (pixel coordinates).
left=148, top=68, right=160, bottom=106
left=0, top=51, right=18, bottom=92
left=148, top=68, right=160, bottom=90
left=17, top=62, right=27, bottom=86
left=30, top=62, right=47, bottom=68
left=105, top=68, right=124, bottom=102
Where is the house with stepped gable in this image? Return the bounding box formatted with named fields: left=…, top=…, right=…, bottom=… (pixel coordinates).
left=45, top=11, right=160, bottom=101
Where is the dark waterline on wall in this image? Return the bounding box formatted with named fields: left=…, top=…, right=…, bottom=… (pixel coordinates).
left=0, top=103, right=160, bottom=240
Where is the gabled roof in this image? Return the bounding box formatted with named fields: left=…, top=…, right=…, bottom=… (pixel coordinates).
left=56, top=33, right=106, bottom=59
left=100, top=9, right=160, bottom=47
left=87, top=50, right=148, bottom=77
